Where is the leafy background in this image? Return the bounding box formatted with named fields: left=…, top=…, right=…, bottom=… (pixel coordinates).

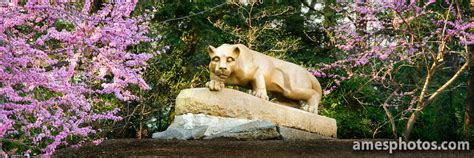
left=120, top=0, right=472, bottom=141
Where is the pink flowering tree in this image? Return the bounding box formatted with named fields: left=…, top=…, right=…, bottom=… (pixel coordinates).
left=314, top=1, right=472, bottom=139
left=0, top=1, right=155, bottom=156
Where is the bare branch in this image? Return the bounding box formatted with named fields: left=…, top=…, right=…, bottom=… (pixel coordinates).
left=427, top=62, right=469, bottom=103
left=383, top=88, right=400, bottom=138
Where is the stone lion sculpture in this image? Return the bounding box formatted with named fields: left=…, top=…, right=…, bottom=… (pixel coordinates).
left=205, top=44, right=322, bottom=114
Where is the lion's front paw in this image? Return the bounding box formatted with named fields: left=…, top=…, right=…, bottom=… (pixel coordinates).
left=252, top=89, right=269, bottom=100
left=206, top=80, right=225, bottom=91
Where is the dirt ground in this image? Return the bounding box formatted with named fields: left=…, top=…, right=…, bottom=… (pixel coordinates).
left=53, top=139, right=473, bottom=158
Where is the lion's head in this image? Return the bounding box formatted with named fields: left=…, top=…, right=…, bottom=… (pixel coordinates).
left=207, top=44, right=240, bottom=80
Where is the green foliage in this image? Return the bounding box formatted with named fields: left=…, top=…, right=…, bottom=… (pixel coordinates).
left=320, top=76, right=390, bottom=139
left=112, top=1, right=470, bottom=141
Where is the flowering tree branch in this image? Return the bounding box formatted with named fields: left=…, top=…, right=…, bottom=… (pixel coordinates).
left=316, top=1, right=472, bottom=139
left=0, top=1, right=157, bottom=156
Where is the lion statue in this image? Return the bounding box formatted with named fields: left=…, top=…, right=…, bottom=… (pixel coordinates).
left=205, top=44, right=322, bottom=114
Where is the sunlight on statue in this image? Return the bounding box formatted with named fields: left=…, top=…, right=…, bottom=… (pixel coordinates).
left=206, top=44, right=322, bottom=114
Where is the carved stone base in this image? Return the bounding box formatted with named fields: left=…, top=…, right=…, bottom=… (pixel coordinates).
left=152, top=114, right=334, bottom=140
left=152, top=114, right=281, bottom=140
left=172, top=88, right=337, bottom=138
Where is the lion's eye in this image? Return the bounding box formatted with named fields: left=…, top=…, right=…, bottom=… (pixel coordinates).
left=227, top=57, right=234, bottom=62
left=212, top=57, right=220, bottom=62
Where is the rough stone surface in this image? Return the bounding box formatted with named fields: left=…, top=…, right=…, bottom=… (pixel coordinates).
left=152, top=125, right=207, bottom=140
left=175, top=88, right=337, bottom=138
left=152, top=114, right=280, bottom=140
left=204, top=120, right=280, bottom=140
left=278, top=126, right=332, bottom=140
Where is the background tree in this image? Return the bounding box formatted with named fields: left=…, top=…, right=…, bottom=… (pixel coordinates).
left=2, top=1, right=472, bottom=156
left=0, top=1, right=157, bottom=156
left=321, top=1, right=472, bottom=140
left=463, top=0, right=474, bottom=140
left=100, top=0, right=473, bottom=142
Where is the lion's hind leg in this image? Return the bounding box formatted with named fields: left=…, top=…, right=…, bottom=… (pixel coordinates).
left=280, top=88, right=320, bottom=114
left=269, top=68, right=321, bottom=114
left=301, top=92, right=321, bottom=114
left=271, top=93, right=300, bottom=108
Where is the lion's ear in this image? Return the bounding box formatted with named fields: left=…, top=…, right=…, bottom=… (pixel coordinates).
left=232, top=46, right=240, bottom=58
left=208, top=45, right=216, bottom=57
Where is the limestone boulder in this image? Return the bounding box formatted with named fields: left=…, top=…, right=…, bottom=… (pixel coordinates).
left=175, top=88, right=337, bottom=138
left=152, top=113, right=280, bottom=140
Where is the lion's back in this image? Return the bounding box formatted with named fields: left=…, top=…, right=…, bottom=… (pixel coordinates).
left=247, top=50, right=315, bottom=90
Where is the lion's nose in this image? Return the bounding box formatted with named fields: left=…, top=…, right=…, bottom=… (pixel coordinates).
left=219, top=67, right=227, bottom=70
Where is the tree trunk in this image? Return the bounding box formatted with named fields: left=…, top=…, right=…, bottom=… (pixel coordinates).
left=464, top=62, right=473, bottom=139
left=464, top=33, right=473, bottom=140
left=463, top=0, right=474, bottom=140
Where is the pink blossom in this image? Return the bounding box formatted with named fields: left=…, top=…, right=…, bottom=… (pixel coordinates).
left=311, top=1, right=470, bottom=95
left=379, top=53, right=388, bottom=60
left=324, top=90, right=331, bottom=95
left=0, top=1, right=155, bottom=157
left=92, top=138, right=104, bottom=145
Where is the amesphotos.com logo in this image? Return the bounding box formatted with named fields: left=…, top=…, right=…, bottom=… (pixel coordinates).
left=353, top=137, right=470, bottom=153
